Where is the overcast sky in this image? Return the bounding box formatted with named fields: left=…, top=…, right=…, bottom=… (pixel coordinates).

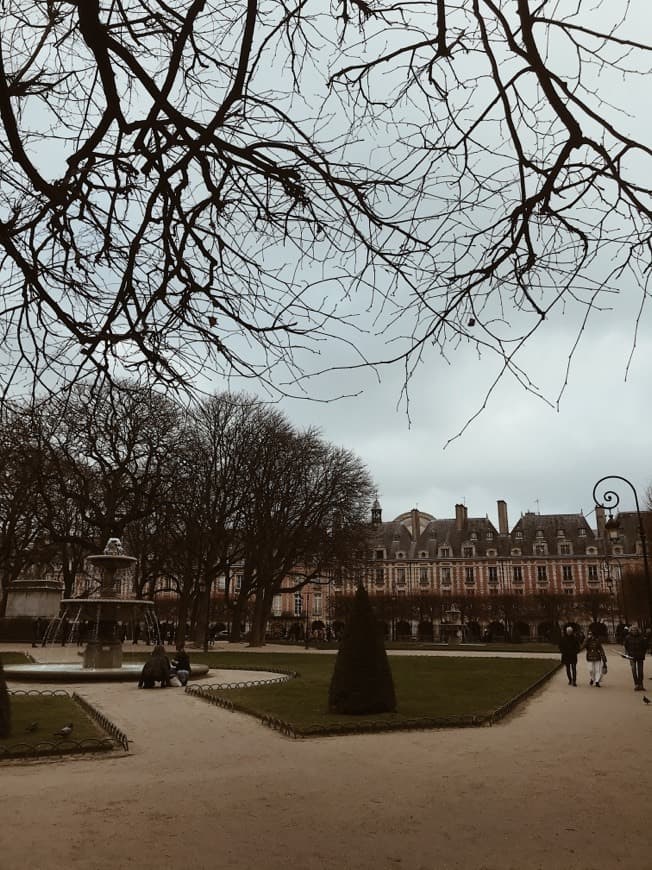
left=5, top=1, right=649, bottom=531
left=257, top=294, right=652, bottom=531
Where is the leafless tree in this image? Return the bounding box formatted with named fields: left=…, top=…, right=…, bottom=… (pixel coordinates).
left=0, top=3, right=648, bottom=412
left=0, top=406, right=43, bottom=613
left=237, top=421, right=375, bottom=645
left=326, top=1, right=652, bottom=427
left=0, top=0, right=421, bottom=397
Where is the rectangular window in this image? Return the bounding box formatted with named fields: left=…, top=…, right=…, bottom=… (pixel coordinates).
left=419, top=567, right=429, bottom=586
left=440, top=566, right=451, bottom=585
left=294, top=592, right=303, bottom=616
left=462, top=546, right=473, bottom=558
left=440, top=547, right=450, bottom=558
left=375, top=549, right=384, bottom=560
left=465, top=567, right=475, bottom=584
left=313, top=593, right=322, bottom=616
left=588, top=565, right=598, bottom=582
left=560, top=543, right=572, bottom=555
left=537, top=565, right=547, bottom=582
left=534, top=544, right=546, bottom=556
left=488, top=566, right=498, bottom=584
left=396, top=567, right=406, bottom=585
left=564, top=588, right=574, bottom=596
left=272, top=595, right=282, bottom=616
left=513, top=566, right=523, bottom=583
left=235, top=574, right=243, bottom=592
left=563, top=565, right=573, bottom=582
left=375, top=568, right=384, bottom=585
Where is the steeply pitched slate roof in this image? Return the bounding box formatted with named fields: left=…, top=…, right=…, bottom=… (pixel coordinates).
left=612, top=511, right=652, bottom=552
left=371, top=514, right=502, bottom=558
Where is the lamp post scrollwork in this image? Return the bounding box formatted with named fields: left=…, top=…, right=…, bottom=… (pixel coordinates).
left=592, top=475, right=652, bottom=629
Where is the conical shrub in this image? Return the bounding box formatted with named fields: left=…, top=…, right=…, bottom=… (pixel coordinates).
left=0, top=658, right=11, bottom=738
left=328, top=584, right=396, bottom=714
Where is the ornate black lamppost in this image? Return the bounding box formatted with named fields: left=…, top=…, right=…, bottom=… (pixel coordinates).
left=592, top=475, right=652, bottom=629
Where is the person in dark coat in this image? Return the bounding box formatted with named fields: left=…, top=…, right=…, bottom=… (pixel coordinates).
left=559, top=625, right=580, bottom=686
left=138, top=645, right=171, bottom=688
left=624, top=624, right=648, bottom=690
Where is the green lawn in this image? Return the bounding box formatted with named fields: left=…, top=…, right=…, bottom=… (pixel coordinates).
left=1, top=694, right=113, bottom=757
left=1, top=651, right=34, bottom=665
left=185, top=652, right=559, bottom=736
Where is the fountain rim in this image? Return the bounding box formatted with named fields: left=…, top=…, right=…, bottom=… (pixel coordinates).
left=86, top=553, right=137, bottom=564
left=60, top=597, right=156, bottom=606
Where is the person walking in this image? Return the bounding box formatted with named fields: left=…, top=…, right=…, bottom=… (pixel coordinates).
left=559, top=625, right=580, bottom=686
left=623, top=624, right=647, bottom=691
left=585, top=631, right=608, bottom=687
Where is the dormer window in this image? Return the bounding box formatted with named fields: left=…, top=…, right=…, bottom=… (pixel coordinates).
left=470, top=532, right=478, bottom=541
left=375, top=549, right=385, bottom=560
left=462, top=546, right=474, bottom=558
left=536, top=529, right=544, bottom=539
left=579, top=528, right=587, bottom=537
left=396, top=551, right=405, bottom=560
left=419, top=550, right=428, bottom=558
left=515, top=531, right=523, bottom=540
left=486, top=531, right=494, bottom=541
left=511, top=547, right=521, bottom=556
left=439, top=547, right=450, bottom=558
left=557, top=528, right=565, bottom=538
left=487, top=548, right=497, bottom=557
left=559, top=543, right=572, bottom=556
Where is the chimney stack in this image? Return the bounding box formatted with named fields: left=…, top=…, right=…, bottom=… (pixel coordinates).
left=411, top=508, right=420, bottom=541
left=595, top=505, right=605, bottom=540
left=455, top=504, right=467, bottom=532
left=497, top=499, right=509, bottom=535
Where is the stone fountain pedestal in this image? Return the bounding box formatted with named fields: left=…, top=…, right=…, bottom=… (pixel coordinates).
left=83, top=640, right=123, bottom=669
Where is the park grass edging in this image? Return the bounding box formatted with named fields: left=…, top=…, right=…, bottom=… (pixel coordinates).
left=486, top=660, right=562, bottom=725
left=1, top=689, right=121, bottom=759
left=185, top=661, right=562, bottom=739
left=185, top=667, right=299, bottom=737
left=72, top=691, right=130, bottom=751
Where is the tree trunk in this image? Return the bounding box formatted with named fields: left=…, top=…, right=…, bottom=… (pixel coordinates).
left=175, top=588, right=191, bottom=649
left=248, top=593, right=268, bottom=646
left=0, top=658, right=11, bottom=738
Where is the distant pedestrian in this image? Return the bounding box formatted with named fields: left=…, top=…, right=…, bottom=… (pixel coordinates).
left=32, top=617, right=43, bottom=648
left=585, top=631, right=608, bottom=687
left=623, top=624, right=647, bottom=691
left=559, top=625, right=580, bottom=686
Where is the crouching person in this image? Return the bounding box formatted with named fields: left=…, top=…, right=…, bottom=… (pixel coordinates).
left=138, top=645, right=172, bottom=688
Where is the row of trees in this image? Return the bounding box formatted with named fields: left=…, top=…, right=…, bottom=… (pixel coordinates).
left=0, top=383, right=375, bottom=645
left=330, top=590, right=619, bottom=641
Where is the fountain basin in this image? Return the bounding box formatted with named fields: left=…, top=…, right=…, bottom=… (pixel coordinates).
left=4, top=661, right=210, bottom=682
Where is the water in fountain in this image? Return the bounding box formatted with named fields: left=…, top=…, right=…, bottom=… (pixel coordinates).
left=4, top=539, right=207, bottom=682
left=41, top=538, right=161, bottom=669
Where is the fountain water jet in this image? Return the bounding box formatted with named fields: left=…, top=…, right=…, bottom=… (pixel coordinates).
left=4, top=539, right=209, bottom=682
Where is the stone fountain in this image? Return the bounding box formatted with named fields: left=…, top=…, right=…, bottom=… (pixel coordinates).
left=4, top=539, right=208, bottom=682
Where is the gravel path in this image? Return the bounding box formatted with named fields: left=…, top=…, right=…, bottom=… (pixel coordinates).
left=2, top=643, right=650, bottom=870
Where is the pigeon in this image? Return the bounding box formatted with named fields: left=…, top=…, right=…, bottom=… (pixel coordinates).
left=643, top=696, right=651, bottom=705
left=25, top=721, right=39, bottom=733
left=54, top=723, right=73, bottom=737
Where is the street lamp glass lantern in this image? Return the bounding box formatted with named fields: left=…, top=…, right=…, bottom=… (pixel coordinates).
left=605, top=514, right=620, bottom=541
